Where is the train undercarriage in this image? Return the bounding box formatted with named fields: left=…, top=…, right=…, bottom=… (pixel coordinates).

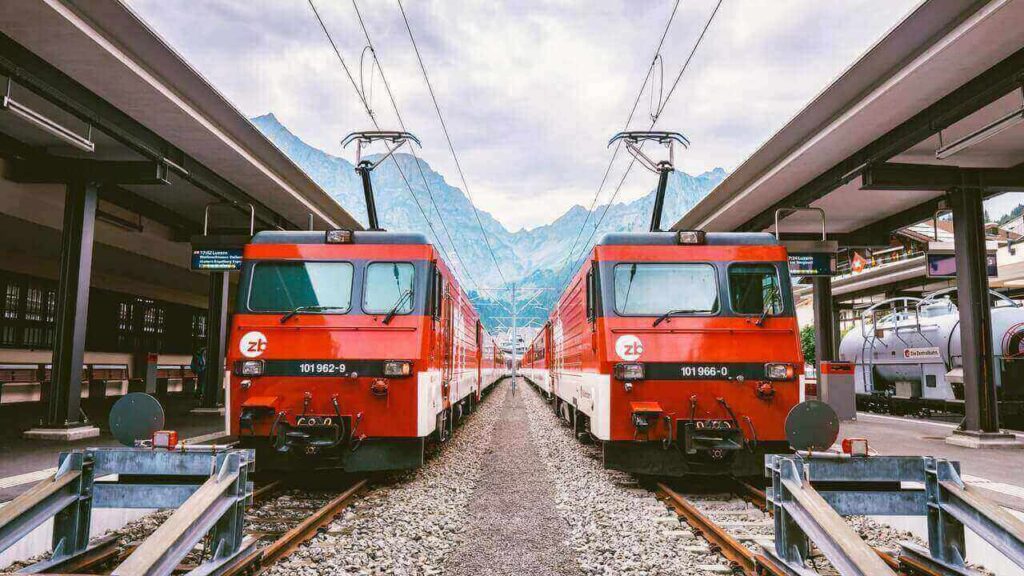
left=529, top=378, right=785, bottom=478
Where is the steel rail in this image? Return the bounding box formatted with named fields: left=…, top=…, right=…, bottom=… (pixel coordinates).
left=223, top=478, right=368, bottom=576
left=40, top=534, right=121, bottom=574
left=656, top=482, right=771, bottom=576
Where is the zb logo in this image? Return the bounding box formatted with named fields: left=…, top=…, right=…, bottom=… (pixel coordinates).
left=615, top=335, right=644, bottom=361
left=240, top=331, right=268, bottom=358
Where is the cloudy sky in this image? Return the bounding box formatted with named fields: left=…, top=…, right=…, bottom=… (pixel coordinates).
left=126, top=0, right=930, bottom=231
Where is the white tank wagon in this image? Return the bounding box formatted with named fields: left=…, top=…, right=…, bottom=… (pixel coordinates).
left=837, top=288, right=1024, bottom=424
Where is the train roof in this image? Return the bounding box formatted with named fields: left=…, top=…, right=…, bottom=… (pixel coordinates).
left=250, top=230, right=431, bottom=245
left=596, top=232, right=779, bottom=246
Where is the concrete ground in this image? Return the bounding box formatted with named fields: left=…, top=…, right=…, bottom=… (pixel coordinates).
left=0, top=395, right=225, bottom=502
left=841, top=413, right=1024, bottom=488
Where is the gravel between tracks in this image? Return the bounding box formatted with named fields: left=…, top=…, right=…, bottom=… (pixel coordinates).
left=445, top=382, right=580, bottom=576
left=522, top=384, right=716, bottom=576
left=266, top=383, right=506, bottom=576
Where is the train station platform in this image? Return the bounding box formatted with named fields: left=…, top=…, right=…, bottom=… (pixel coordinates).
left=0, top=395, right=226, bottom=503
left=842, top=413, right=1024, bottom=490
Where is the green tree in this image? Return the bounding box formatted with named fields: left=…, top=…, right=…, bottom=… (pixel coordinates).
left=801, top=324, right=816, bottom=365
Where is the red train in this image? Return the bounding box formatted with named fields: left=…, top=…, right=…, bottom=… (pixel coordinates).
left=532, top=230, right=803, bottom=477
left=227, top=230, right=505, bottom=472
left=522, top=329, right=550, bottom=398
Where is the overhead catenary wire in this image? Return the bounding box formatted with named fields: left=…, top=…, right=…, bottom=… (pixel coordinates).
left=350, top=0, right=483, bottom=294
left=558, top=0, right=724, bottom=292
left=396, top=0, right=509, bottom=287
left=307, top=0, right=468, bottom=287
left=554, top=0, right=683, bottom=290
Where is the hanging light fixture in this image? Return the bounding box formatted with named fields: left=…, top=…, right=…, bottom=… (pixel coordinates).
left=2, top=78, right=95, bottom=153
left=936, top=87, right=1024, bottom=160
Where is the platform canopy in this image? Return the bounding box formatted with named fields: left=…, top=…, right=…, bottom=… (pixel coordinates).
left=0, top=0, right=360, bottom=234
left=673, top=0, right=1024, bottom=245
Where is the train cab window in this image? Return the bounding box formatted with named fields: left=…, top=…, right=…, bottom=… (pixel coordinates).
left=434, top=268, right=446, bottom=317
left=364, top=262, right=415, bottom=315
left=613, top=263, right=718, bottom=315
left=248, top=262, right=353, bottom=312
left=586, top=270, right=595, bottom=321
left=728, top=264, right=783, bottom=315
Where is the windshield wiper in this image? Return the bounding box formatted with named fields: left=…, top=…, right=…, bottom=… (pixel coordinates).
left=653, top=308, right=705, bottom=327
left=754, top=285, right=781, bottom=327
left=280, top=305, right=340, bottom=324
left=620, top=263, right=638, bottom=312
left=382, top=289, right=413, bottom=325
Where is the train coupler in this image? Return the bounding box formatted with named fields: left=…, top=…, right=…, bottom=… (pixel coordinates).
left=680, top=420, right=744, bottom=455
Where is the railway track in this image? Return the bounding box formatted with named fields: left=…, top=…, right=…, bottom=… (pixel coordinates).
left=14, top=477, right=366, bottom=576
left=224, top=477, right=368, bottom=575
left=656, top=479, right=942, bottom=576
left=656, top=481, right=788, bottom=576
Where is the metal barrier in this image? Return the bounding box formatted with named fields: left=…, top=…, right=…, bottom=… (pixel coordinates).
left=0, top=446, right=254, bottom=575
left=766, top=454, right=1024, bottom=576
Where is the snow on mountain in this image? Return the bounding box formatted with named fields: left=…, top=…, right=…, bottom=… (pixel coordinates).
left=252, top=113, right=726, bottom=324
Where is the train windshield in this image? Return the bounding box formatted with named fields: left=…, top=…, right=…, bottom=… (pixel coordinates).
left=364, top=262, right=415, bottom=314
left=613, top=263, right=718, bottom=315
left=248, top=262, right=354, bottom=312
left=728, top=264, right=783, bottom=315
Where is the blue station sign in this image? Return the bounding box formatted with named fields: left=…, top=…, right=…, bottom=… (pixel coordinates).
left=191, top=248, right=243, bottom=271
left=788, top=252, right=836, bottom=277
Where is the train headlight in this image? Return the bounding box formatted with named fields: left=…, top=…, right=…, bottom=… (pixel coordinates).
left=325, top=229, right=354, bottom=244
left=765, top=363, right=794, bottom=381
left=234, top=360, right=265, bottom=376
left=383, top=360, right=412, bottom=377
left=614, top=362, right=645, bottom=381
left=677, top=230, right=706, bottom=245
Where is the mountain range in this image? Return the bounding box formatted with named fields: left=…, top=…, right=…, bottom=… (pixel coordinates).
left=253, top=113, right=726, bottom=329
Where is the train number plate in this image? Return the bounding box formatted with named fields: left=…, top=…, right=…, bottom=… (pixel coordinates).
left=297, top=361, right=349, bottom=375
left=644, top=362, right=767, bottom=381
left=678, top=365, right=731, bottom=379
left=261, top=360, right=382, bottom=377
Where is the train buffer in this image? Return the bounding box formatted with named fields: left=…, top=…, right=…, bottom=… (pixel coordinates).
left=764, top=450, right=1024, bottom=576
left=0, top=445, right=255, bottom=575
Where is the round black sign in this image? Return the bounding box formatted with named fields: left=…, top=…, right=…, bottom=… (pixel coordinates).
left=785, top=400, right=839, bottom=451
left=109, top=393, right=165, bottom=446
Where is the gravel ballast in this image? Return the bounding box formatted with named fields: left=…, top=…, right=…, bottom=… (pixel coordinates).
left=445, top=383, right=580, bottom=576
left=266, top=383, right=506, bottom=576
left=521, top=381, right=719, bottom=576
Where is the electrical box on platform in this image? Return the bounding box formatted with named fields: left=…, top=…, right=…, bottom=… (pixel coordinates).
left=819, top=361, right=856, bottom=420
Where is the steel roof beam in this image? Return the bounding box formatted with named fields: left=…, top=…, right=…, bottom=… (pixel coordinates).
left=738, top=46, right=1024, bottom=233
left=7, top=157, right=170, bottom=185
left=862, top=162, right=1024, bottom=192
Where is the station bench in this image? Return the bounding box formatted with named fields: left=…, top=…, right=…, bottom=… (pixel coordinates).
left=0, top=363, right=197, bottom=404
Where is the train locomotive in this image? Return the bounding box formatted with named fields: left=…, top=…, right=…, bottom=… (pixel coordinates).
left=227, top=230, right=503, bottom=472
left=538, top=230, right=804, bottom=477
left=839, top=287, right=1024, bottom=424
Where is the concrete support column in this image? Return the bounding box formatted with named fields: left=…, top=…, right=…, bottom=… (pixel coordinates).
left=198, top=272, right=229, bottom=410
left=812, top=276, right=836, bottom=366
left=26, top=181, right=100, bottom=440
left=947, top=188, right=1019, bottom=448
